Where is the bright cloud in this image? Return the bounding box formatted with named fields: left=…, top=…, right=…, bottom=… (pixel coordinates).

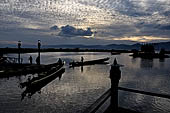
left=111, top=36, right=170, bottom=42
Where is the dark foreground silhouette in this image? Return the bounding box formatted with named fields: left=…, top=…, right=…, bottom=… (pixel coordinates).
left=21, top=67, right=65, bottom=100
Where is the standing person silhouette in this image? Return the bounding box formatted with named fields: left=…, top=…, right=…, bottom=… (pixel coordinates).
left=36, top=56, right=40, bottom=65
left=81, top=57, right=84, bottom=63
left=29, top=56, right=33, bottom=64
left=58, top=58, right=62, bottom=65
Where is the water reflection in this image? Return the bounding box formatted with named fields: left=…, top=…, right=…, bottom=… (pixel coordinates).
left=119, top=91, right=157, bottom=113
left=81, top=66, right=83, bottom=73
left=1, top=52, right=170, bottom=113
left=140, top=59, right=153, bottom=69
left=131, top=57, right=137, bottom=65
left=159, top=60, right=165, bottom=68
left=21, top=68, right=65, bottom=100
left=159, top=58, right=165, bottom=62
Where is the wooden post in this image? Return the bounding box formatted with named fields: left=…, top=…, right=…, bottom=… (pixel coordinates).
left=38, top=40, right=41, bottom=65
left=18, top=41, right=21, bottom=64
left=110, top=58, right=121, bottom=112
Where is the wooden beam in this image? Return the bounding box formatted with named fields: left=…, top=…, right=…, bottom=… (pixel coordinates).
left=83, top=89, right=111, bottom=113
left=119, top=87, right=170, bottom=99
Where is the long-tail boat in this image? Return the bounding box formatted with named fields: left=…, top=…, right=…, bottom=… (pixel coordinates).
left=0, top=59, right=64, bottom=77
left=69, top=57, right=109, bottom=67
left=111, top=52, right=121, bottom=55
left=19, top=61, right=64, bottom=88
left=21, top=63, right=65, bottom=100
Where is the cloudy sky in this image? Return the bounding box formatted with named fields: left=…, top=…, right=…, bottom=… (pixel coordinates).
left=0, top=0, right=170, bottom=45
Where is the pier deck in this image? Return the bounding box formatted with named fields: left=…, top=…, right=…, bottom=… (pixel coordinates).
left=84, top=89, right=141, bottom=113
left=96, top=97, right=141, bottom=113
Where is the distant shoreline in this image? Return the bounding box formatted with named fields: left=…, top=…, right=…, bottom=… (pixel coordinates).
left=0, top=48, right=130, bottom=54
left=1, top=48, right=170, bottom=55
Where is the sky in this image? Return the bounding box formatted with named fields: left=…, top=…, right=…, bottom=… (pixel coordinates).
left=0, top=0, right=170, bottom=46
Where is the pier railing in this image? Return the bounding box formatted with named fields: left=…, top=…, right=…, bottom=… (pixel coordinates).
left=84, top=59, right=170, bottom=113
left=118, top=87, right=170, bottom=99
left=83, top=89, right=111, bottom=113
left=84, top=87, right=170, bottom=113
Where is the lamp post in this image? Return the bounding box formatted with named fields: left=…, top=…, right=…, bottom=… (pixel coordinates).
left=38, top=40, right=41, bottom=65
left=18, top=41, right=21, bottom=64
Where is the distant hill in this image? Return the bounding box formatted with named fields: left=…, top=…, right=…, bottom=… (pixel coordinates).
left=1, top=41, right=170, bottom=50
left=0, top=44, right=37, bottom=48
left=43, top=42, right=170, bottom=50
left=152, top=42, right=170, bottom=50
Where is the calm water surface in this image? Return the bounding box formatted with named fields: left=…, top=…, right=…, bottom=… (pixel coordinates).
left=0, top=52, right=170, bottom=113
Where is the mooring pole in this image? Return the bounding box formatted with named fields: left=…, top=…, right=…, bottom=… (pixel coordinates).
left=38, top=40, right=41, bottom=65
left=110, top=58, right=121, bottom=112
left=18, top=41, right=21, bottom=64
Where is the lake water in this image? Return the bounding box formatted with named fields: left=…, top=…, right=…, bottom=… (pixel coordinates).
left=1, top=52, right=170, bottom=113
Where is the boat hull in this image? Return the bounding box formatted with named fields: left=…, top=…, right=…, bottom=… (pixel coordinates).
left=21, top=66, right=65, bottom=100
left=69, top=57, right=109, bottom=67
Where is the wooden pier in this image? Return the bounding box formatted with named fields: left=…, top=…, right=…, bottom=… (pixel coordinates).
left=83, top=59, right=170, bottom=113
left=83, top=88, right=141, bottom=113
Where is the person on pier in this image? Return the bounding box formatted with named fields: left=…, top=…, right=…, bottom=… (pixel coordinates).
left=36, top=56, right=40, bottom=65
left=110, top=58, right=121, bottom=112
left=81, top=56, right=84, bottom=63
left=29, top=56, right=33, bottom=64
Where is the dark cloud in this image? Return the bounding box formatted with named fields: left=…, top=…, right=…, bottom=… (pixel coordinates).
left=135, top=22, right=170, bottom=31
left=111, top=0, right=151, bottom=17
left=96, top=21, right=170, bottom=41
left=159, top=25, right=170, bottom=30
left=59, top=25, right=93, bottom=37
left=134, top=23, right=170, bottom=39
left=95, top=24, right=139, bottom=38
left=162, top=11, right=170, bottom=17
left=50, top=25, right=59, bottom=30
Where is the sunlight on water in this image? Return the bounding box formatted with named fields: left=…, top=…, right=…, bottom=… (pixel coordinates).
left=1, top=52, right=170, bottom=113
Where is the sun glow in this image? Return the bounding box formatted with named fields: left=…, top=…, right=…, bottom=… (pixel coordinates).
left=111, top=36, right=170, bottom=42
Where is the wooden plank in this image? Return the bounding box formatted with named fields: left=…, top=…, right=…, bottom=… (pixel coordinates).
left=83, top=89, right=111, bottom=113
left=119, top=87, right=170, bottom=99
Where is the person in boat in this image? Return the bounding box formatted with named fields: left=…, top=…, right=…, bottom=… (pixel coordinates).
left=29, top=56, right=33, bottom=64
left=36, top=56, right=40, bottom=65
left=81, top=57, right=84, bottom=63
left=58, top=58, right=62, bottom=65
